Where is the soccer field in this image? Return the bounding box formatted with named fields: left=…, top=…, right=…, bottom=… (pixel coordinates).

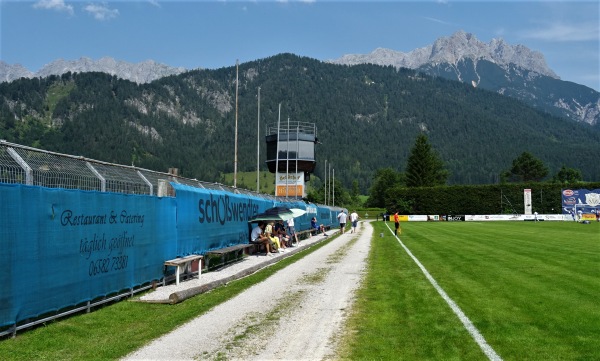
left=340, top=221, right=600, bottom=361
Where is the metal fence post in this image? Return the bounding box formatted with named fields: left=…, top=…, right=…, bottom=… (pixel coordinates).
left=6, top=147, right=32, bottom=185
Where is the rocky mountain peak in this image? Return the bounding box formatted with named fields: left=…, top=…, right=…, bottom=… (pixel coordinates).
left=0, top=57, right=188, bottom=84
left=330, top=31, right=559, bottom=79
left=0, top=61, right=34, bottom=82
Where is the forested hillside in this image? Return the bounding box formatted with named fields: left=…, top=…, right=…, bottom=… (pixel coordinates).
left=1, top=53, right=598, bottom=192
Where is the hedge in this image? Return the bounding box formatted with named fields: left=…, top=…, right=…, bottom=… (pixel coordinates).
left=385, top=182, right=600, bottom=215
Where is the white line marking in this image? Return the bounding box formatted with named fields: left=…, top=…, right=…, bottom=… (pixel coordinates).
left=385, top=223, right=502, bottom=361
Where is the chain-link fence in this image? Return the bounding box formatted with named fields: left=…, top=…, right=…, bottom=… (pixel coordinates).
left=0, top=140, right=277, bottom=200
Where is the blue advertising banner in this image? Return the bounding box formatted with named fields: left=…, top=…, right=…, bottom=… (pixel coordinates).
left=561, top=188, right=600, bottom=217
left=0, top=180, right=334, bottom=328
left=171, top=183, right=270, bottom=255
left=0, top=183, right=176, bottom=328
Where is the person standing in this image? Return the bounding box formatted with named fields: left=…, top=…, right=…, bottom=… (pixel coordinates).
left=337, top=209, right=348, bottom=234
left=287, top=217, right=299, bottom=245
left=350, top=210, right=359, bottom=233
left=394, top=211, right=401, bottom=236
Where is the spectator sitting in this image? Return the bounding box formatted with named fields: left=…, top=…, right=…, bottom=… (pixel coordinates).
left=320, top=224, right=327, bottom=236
left=250, top=221, right=272, bottom=256
left=311, top=217, right=327, bottom=236
left=310, top=217, right=319, bottom=236
left=275, top=220, right=290, bottom=248
left=265, top=221, right=283, bottom=252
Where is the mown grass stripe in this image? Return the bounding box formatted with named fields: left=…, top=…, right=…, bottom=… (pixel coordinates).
left=384, top=222, right=503, bottom=361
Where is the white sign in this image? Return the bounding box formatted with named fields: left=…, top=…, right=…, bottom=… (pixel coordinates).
left=276, top=172, right=303, bottom=186
left=524, top=189, right=532, bottom=215
left=275, top=172, right=305, bottom=197
left=464, top=214, right=566, bottom=221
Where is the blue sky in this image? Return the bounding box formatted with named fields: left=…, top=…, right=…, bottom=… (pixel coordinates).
left=1, top=0, right=598, bottom=90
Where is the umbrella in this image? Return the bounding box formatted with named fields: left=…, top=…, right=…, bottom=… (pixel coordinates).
left=248, top=207, right=294, bottom=222
left=289, top=208, right=307, bottom=218
left=264, top=206, right=293, bottom=215
left=248, top=207, right=306, bottom=222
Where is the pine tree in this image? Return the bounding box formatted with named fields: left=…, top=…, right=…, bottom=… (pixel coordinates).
left=405, top=134, right=449, bottom=187
left=502, top=152, right=549, bottom=182
left=553, top=165, right=583, bottom=183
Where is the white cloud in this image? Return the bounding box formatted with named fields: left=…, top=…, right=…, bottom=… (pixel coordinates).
left=494, top=27, right=506, bottom=37
left=521, top=22, right=599, bottom=42
left=33, top=0, right=74, bottom=16
left=423, top=16, right=454, bottom=27
left=84, top=3, right=119, bottom=21
left=147, top=0, right=160, bottom=8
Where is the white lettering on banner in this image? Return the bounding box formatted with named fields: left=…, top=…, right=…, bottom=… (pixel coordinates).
left=197, top=194, right=260, bottom=225
left=408, top=215, right=428, bottom=222
left=464, top=214, right=566, bottom=221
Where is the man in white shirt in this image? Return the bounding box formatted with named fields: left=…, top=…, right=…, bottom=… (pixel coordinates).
left=250, top=221, right=272, bottom=255
left=350, top=211, right=359, bottom=233
left=287, top=217, right=299, bottom=246
left=337, top=210, right=348, bottom=234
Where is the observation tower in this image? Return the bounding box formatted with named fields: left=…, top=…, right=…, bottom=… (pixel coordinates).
left=265, top=121, right=318, bottom=197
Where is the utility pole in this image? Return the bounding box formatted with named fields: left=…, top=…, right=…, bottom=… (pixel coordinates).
left=296, top=124, right=299, bottom=199
left=328, top=162, right=331, bottom=206
left=257, top=86, right=260, bottom=193
left=234, top=60, right=239, bottom=188
left=275, top=103, right=281, bottom=196
left=286, top=117, right=290, bottom=199
left=324, top=159, right=327, bottom=205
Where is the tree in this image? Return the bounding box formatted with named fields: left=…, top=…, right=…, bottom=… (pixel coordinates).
left=366, top=168, right=403, bottom=207
left=552, top=165, right=583, bottom=183
left=503, top=152, right=549, bottom=182
left=405, top=134, right=449, bottom=187
left=306, top=177, right=352, bottom=207
left=350, top=180, right=360, bottom=204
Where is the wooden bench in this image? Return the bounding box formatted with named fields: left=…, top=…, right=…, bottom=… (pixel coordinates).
left=205, top=244, right=254, bottom=270
left=295, top=229, right=314, bottom=240
left=164, top=255, right=203, bottom=286
left=296, top=224, right=333, bottom=240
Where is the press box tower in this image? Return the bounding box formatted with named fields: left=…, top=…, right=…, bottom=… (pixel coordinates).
left=265, top=121, right=318, bottom=197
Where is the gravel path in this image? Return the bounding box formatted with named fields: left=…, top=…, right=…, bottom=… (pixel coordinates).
left=123, top=221, right=372, bottom=361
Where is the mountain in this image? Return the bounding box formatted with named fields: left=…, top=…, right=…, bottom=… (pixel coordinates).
left=0, top=57, right=188, bottom=84
left=0, top=62, right=33, bottom=82
left=329, top=31, right=599, bottom=126
left=1, top=54, right=599, bottom=194
left=2, top=31, right=598, bottom=125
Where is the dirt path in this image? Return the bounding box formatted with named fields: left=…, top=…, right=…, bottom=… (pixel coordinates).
left=123, top=222, right=372, bottom=361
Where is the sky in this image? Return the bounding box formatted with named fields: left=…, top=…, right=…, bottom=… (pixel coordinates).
left=1, top=0, right=599, bottom=91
